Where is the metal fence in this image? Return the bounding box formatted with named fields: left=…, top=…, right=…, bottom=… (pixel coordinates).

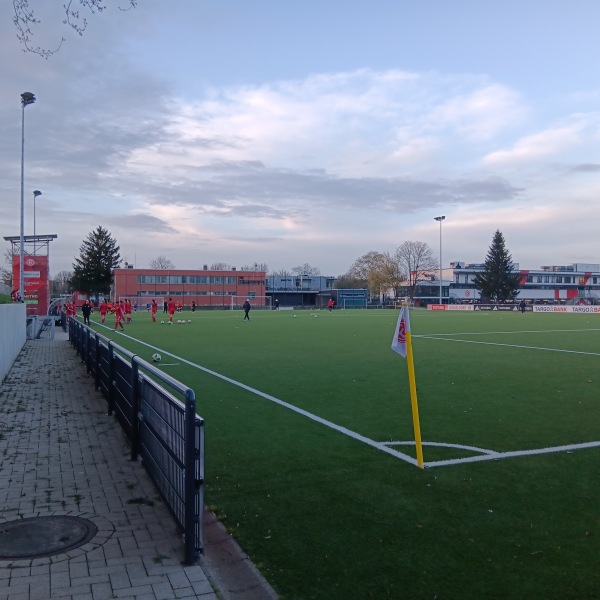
left=68, top=318, right=205, bottom=564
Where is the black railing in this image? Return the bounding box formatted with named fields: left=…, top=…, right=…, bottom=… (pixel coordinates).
left=68, top=318, right=204, bottom=564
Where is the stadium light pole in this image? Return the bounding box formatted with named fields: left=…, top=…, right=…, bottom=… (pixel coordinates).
left=33, top=190, right=42, bottom=252
left=434, top=216, right=445, bottom=304
left=20, top=92, right=36, bottom=302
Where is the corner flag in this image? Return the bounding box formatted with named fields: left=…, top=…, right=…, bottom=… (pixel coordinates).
left=390, top=304, right=424, bottom=468
left=391, top=304, right=409, bottom=357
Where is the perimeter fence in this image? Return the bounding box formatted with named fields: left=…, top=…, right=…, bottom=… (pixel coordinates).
left=68, top=318, right=204, bottom=564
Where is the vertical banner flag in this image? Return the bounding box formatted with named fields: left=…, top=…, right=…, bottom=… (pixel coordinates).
left=391, top=304, right=424, bottom=468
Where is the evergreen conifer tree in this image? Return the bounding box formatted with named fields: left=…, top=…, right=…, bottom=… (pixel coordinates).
left=72, top=226, right=121, bottom=301
left=474, top=230, right=521, bottom=302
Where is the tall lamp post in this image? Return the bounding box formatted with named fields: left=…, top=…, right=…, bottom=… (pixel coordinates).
left=33, top=190, right=42, bottom=251
left=434, top=216, right=445, bottom=304
left=20, top=92, right=36, bottom=302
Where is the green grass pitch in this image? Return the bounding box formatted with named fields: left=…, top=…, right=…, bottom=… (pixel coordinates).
left=91, top=308, right=600, bottom=600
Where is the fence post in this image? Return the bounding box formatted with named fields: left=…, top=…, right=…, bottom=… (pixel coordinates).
left=94, top=335, right=101, bottom=390
left=85, top=327, right=91, bottom=371
left=130, top=357, right=140, bottom=461
left=183, top=389, right=199, bottom=565
left=107, top=342, right=115, bottom=416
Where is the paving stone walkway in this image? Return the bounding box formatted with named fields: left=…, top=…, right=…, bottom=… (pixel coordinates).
left=0, top=331, right=221, bottom=600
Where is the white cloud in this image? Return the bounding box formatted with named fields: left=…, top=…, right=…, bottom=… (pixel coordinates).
left=1, top=2, right=600, bottom=277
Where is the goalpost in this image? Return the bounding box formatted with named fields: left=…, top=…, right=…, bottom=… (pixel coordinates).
left=342, top=298, right=368, bottom=309
left=229, top=296, right=272, bottom=310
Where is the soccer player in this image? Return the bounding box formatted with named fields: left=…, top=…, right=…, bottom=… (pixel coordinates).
left=81, top=300, right=92, bottom=325
left=243, top=299, right=251, bottom=321
left=151, top=299, right=158, bottom=322
left=113, top=301, right=125, bottom=331
left=167, top=297, right=176, bottom=324
left=125, top=299, right=132, bottom=323
left=99, top=299, right=108, bottom=324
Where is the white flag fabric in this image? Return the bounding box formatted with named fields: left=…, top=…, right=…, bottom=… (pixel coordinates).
left=391, top=305, right=410, bottom=358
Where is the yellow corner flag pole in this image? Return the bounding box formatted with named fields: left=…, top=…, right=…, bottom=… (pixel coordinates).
left=391, top=304, right=425, bottom=468
left=405, top=327, right=424, bottom=468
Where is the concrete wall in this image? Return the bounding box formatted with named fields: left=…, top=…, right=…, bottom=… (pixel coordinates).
left=0, top=303, right=26, bottom=382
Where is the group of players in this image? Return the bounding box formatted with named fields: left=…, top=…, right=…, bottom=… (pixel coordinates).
left=72, top=297, right=184, bottom=330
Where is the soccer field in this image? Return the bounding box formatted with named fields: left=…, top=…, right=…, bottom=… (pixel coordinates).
left=92, top=308, right=600, bottom=599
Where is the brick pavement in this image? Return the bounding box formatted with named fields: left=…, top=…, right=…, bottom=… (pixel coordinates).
left=0, top=332, right=220, bottom=600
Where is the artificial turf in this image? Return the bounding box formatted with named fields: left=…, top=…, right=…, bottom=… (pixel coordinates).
left=90, top=308, right=600, bottom=599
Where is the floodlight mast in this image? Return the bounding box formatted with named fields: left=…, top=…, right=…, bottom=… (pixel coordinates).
left=20, top=92, right=36, bottom=301
left=434, top=216, right=445, bottom=304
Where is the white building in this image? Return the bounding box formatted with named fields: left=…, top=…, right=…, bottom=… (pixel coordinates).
left=448, top=262, right=600, bottom=303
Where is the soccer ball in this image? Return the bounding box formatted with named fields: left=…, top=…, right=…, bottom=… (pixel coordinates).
left=187, top=319, right=191, bottom=323
left=160, top=320, right=164, bottom=324
left=152, top=353, right=161, bottom=363
left=177, top=319, right=182, bottom=324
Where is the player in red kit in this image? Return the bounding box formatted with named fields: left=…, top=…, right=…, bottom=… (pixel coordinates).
left=99, top=300, right=108, bottom=324
left=113, top=301, right=125, bottom=331
left=167, top=298, right=176, bottom=324
left=151, top=299, right=158, bottom=322
left=125, top=299, right=132, bottom=323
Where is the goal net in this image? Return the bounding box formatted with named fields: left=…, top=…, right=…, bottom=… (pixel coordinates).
left=229, top=296, right=272, bottom=310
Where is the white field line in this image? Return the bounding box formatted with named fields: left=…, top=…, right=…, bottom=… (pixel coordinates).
left=106, top=326, right=420, bottom=466
left=383, top=440, right=600, bottom=468
left=416, top=335, right=600, bottom=356
left=418, top=327, right=600, bottom=336
left=105, top=326, right=600, bottom=469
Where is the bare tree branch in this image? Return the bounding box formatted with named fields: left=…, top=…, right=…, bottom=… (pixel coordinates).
left=12, top=0, right=137, bottom=58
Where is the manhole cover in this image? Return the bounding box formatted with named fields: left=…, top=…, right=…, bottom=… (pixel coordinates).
left=0, top=515, right=98, bottom=559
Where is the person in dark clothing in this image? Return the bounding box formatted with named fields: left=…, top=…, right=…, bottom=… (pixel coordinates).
left=243, top=299, right=251, bottom=321
left=81, top=300, right=92, bottom=325
left=519, top=300, right=526, bottom=314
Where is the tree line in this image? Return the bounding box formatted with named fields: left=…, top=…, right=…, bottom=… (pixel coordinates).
left=1, top=226, right=520, bottom=303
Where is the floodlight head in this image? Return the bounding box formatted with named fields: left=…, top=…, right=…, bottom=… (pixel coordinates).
left=33, top=190, right=42, bottom=198
left=434, top=215, right=445, bottom=222
left=21, top=92, right=36, bottom=107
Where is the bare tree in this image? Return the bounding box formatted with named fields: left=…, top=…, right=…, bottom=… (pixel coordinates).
left=347, top=251, right=387, bottom=296
left=379, top=251, right=406, bottom=299
left=210, top=262, right=230, bottom=270
left=240, top=263, right=269, bottom=272
left=1, top=250, right=13, bottom=288
left=12, top=0, right=137, bottom=58
left=149, top=256, right=176, bottom=270
left=334, top=273, right=366, bottom=290
left=270, top=269, right=292, bottom=276
left=394, top=241, right=438, bottom=299
left=51, top=271, right=73, bottom=295
left=291, top=263, right=321, bottom=276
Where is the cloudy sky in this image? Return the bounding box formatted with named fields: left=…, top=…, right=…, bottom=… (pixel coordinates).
left=1, top=1, right=599, bottom=276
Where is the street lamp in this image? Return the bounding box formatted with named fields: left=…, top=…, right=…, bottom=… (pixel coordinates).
left=20, top=92, right=36, bottom=302
left=33, top=190, right=42, bottom=244
left=434, top=216, right=445, bottom=304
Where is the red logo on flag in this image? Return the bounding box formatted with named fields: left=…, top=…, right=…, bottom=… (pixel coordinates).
left=397, top=318, right=406, bottom=345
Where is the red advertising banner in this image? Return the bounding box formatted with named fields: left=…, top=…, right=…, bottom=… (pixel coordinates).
left=12, top=254, right=50, bottom=317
